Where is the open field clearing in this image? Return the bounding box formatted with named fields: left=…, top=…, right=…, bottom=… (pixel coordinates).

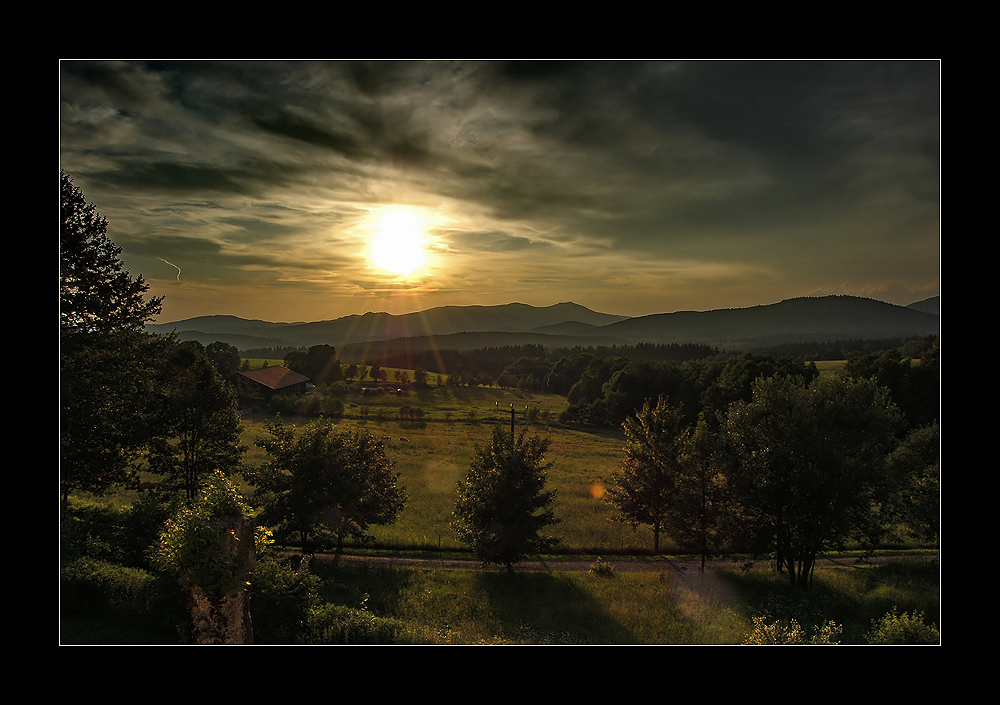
left=239, top=384, right=660, bottom=554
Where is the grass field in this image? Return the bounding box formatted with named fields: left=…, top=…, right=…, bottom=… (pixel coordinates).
left=63, top=363, right=940, bottom=645
left=239, top=383, right=659, bottom=554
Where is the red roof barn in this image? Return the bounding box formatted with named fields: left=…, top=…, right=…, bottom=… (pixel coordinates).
left=239, top=366, right=311, bottom=399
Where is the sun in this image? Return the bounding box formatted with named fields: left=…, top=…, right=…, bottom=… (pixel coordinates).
left=367, top=207, right=431, bottom=277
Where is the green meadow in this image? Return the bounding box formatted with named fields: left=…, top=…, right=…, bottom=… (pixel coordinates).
left=239, top=382, right=658, bottom=554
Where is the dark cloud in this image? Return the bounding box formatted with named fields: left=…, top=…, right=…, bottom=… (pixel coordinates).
left=60, top=60, right=940, bottom=321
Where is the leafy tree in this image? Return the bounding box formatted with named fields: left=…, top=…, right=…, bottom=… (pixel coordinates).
left=452, top=426, right=560, bottom=572
left=206, top=341, right=242, bottom=380
left=668, top=415, right=742, bottom=571
left=605, top=396, right=690, bottom=554
left=844, top=342, right=939, bottom=430
left=145, top=340, right=245, bottom=501
left=886, top=423, right=940, bottom=546
left=60, top=170, right=165, bottom=501
left=249, top=420, right=406, bottom=556
left=285, top=344, right=343, bottom=385
left=723, top=374, right=905, bottom=588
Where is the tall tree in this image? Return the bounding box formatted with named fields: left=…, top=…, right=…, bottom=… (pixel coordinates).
left=60, top=171, right=162, bottom=335
left=60, top=171, right=165, bottom=501
left=249, top=420, right=406, bottom=556
left=452, top=426, right=560, bottom=572
left=605, top=396, right=690, bottom=553
left=723, top=374, right=905, bottom=588
left=285, top=344, right=342, bottom=385
left=669, top=415, right=742, bottom=571
left=145, top=340, right=245, bottom=501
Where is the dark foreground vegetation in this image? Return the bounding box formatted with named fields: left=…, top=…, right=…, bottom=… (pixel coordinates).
left=60, top=171, right=940, bottom=644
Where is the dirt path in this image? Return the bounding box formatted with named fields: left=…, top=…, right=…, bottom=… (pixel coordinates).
left=312, top=552, right=902, bottom=574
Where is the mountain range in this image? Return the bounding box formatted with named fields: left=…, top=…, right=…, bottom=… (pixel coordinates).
left=145, top=295, right=940, bottom=358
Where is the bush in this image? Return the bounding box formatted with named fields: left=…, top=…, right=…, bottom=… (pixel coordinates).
left=866, top=607, right=939, bottom=644
left=589, top=556, right=616, bottom=577
left=250, top=555, right=323, bottom=644
left=62, top=557, right=157, bottom=611
left=61, top=494, right=172, bottom=570
left=303, top=603, right=415, bottom=644
left=743, top=616, right=842, bottom=645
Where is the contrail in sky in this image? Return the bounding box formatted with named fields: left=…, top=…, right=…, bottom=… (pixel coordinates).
left=158, top=257, right=181, bottom=281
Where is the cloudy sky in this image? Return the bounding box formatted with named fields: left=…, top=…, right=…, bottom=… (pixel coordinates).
left=59, top=60, right=940, bottom=324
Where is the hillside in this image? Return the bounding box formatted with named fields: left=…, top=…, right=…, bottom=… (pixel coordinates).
left=146, top=295, right=939, bottom=353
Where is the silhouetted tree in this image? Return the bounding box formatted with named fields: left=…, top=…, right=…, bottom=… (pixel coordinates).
left=249, top=420, right=406, bottom=557
left=146, top=340, right=245, bottom=501
left=723, top=374, right=905, bottom=588
left=605, top=396, right=690, bottom=554
left=452, top=427, right=560, bottom=572
left=60, top=170, right=165, bottom=501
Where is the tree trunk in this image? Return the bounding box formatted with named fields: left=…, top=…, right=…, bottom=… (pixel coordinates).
left=185, top=516, right=256, bottom=645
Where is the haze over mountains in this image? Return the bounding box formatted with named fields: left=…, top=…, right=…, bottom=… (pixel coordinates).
left=145, top=296, right=940, bottom=357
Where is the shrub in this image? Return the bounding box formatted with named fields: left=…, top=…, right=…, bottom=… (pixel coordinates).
left=303, top=603, right=414, bottom=645
left=743, top=616, right=842, bottom=645
left=61, top=557, right=168, bottom=613
left=589, top=556, right=616, bottom=577
left=866, top=607, right=939, bottom=644
left=250, top=555, right=323, bottom=644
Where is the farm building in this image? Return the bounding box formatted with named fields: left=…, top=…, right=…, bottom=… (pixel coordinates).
left=238, top=366, right=311, bottom=400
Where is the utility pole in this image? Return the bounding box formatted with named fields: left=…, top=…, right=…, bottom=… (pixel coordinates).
left=497, top=402, right=528, bottom=438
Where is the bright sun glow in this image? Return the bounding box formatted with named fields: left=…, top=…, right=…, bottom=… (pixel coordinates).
left=367, top=207, right=431, bottom=277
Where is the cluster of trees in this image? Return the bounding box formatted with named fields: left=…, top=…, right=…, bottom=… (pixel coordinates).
left=604, top=369, right=938, bottom=586
left=61, top=171, right=244, bottom=503
left=348, top=342, right=718, bottom=394
left=61, top=172, right=417, bottom=641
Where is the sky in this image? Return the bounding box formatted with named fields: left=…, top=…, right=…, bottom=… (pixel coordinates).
left=59, top=60, right=940, bottom=324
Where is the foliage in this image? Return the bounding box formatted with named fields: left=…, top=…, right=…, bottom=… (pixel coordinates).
left=249, top=420, right=406, bottom=554
left=865, top=607, right=939, bottom=644
left=61, top=556, right=163, bottom=613
left=723, top=374, right=905, bottom=587
left=61, top=493, right=174, bottom=569
left=154, top=471, right=259, bottom=596
left=285, top=344, right=343, bottom=385
left=605, top=397, right=690, bottom=553
left=843, top=339, right=939, bottom=430
left=60, top=170, right=163, bottom=335
left=886, top=423, right=940, bottom=546
left=145, top=340, right=245, bottom=500
left=302, top=602, right=416, bottom=644
left=560, top=352, right=818, bottom=428
left=60, top=171, right=168, bottom=501
left=589, top=556, right=616, bottom=577
left=668, top=415, right=743, bottom=569
left=452, top=426, right=561, bottom=571
left=249, top=555, right=324, bottom=644
left=742, top=616, right=842, bottom=645
left=206, top=341, right=242, bottom=379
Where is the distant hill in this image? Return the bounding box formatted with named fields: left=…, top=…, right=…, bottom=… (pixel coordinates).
left=907, top=296, right=939, bottom=316
left=146, top=302, right=630, bottom=351
left=598, top=296, right=940, bottom=349
left=146, top=296, right=939, bottom=354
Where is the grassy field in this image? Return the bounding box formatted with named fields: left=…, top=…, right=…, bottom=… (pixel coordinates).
left=301, top=553, right=939, bottom=644
left=63, top=364, right=940, bottom=645
left=239, top=383, right=658, bottom=553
